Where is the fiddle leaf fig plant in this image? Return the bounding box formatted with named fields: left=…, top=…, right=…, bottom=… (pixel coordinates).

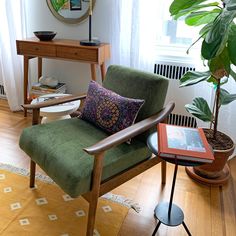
left=169, top=0, right=236, bottom=140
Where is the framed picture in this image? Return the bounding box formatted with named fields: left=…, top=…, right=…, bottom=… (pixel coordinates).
left=70, top=0, right=82, bottom=11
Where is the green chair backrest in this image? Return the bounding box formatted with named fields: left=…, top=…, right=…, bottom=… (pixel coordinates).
left=103, top=65, right=169, bottom=141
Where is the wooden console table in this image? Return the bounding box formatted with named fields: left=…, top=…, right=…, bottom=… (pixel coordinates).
left=16, top=38, right=110, bottom=116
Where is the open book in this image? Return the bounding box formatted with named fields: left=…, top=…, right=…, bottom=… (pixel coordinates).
left=157, top=124, right=214, bottom=163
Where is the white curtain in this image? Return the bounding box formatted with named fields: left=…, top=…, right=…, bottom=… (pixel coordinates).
left=0, top=0, right=26, bottom=111
left=110, top=0, right=159, bottom=72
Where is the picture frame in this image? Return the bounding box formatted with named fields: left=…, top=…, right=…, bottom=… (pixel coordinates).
left=70, top=0, right=82, bottom=11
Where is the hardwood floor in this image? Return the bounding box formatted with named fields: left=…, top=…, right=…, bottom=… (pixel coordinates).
left=0, top=99, right=236, bottom=236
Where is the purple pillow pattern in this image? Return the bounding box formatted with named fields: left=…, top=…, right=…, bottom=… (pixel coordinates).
left=81, top=81, right=145, bottom=134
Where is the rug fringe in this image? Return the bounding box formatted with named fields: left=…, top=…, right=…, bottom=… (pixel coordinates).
left=102, top=192, right=141, bottom=213
left=0, top=163, right=54, bottom=184
left=0, top=163, right=140, bottom=212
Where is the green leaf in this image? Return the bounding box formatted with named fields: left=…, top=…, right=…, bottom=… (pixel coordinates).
left=220, top=88, right=236, bottom=105
left=185, top=9, right=221, bottom=26
left=169, top=0, right=207, bottom=16
left=185, top=97, right=213, bottom=122
left=199, top=22, right=214, bottom=36
left=201, top=38, right=222, bottom=60
left=226, top=0, right=236, bottom=10
left=201, top=10, right=235, bottom=59
left=228, top=24, right=236, bottom=65
left=208, top=47, right=231, bottom=74
left=180, top=71, right=211, bottom=87
left=174, top=2, right=220, bottom=19
left=205, top=10, right=235, bottom=44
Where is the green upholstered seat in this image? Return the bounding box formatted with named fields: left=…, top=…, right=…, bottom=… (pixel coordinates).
left=19, top=118, right=151, bottom=198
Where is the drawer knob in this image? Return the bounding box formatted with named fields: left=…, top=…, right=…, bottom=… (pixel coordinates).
left=35, top=47, right=39, bottom=51
left=74, top=52, right=78, bottom=55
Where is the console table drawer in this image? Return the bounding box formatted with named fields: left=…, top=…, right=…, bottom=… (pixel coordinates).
left=17, top=42, right=56, bottom=57
left=57, top=46, right=98, bottom=62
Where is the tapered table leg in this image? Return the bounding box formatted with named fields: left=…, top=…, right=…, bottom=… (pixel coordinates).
left=23, top=56, right=29, bottom=117
left=90, top=64, right=96, bottom=81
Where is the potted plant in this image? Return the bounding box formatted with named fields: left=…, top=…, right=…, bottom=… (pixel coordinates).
left=169, top=0, right=236, bottom=184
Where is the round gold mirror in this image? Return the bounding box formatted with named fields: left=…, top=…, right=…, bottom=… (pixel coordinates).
left=46, top=0, right=96, bottom=24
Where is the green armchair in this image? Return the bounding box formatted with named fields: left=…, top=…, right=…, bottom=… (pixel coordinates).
left=19, top=65, right=174, bottom=236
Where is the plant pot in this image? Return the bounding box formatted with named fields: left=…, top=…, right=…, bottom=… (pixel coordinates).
left=186, top=129, right=235, bottom=186
left=194, top=145, right=235, bottom=176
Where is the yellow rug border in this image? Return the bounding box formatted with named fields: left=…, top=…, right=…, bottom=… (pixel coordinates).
left=0, top=163, right=140, bottom=212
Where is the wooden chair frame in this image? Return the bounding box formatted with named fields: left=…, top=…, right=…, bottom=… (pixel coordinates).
left=23, top=95, right=175, bottom=236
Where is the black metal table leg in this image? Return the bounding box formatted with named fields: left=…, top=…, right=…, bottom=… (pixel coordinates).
left=152, top=221, right=161, bottom=236
left=182, top=221, right=192, bottom=236
left=152, top=159, right=191, bottom=235
left=168, top=161, right=178, bottom=217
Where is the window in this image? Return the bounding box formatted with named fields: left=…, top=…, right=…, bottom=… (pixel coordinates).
left=154, top=0, right=201, bottom=61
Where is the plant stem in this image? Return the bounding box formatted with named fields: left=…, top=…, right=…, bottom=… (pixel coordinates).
left=213, top=79, right=221, bottom=138
left=210, top=89, right=217, bottom=130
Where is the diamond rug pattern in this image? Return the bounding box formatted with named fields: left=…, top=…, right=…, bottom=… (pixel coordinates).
left=0, top=167, right=131, bottom=236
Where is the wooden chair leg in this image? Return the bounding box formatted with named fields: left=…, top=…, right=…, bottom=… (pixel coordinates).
left=30, top=160, right=36, bottom=188
left=86, top=197, right=99, bottom=236
left=161, top=160, right=166, bottom=185
left=86, top=152, right=105, bottom=236
left=29, top=108, right=39, bottom=188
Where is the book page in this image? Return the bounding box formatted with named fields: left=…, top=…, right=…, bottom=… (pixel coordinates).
left=166, top=125, right=206, bottom=152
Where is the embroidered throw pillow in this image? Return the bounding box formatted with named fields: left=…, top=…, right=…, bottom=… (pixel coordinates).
left=81, top=81, right=145, bottom=134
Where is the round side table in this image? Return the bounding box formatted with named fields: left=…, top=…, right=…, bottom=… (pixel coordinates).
left=147, top=132, right=202, bottom=236
left=31, top=94, right=81, bottom=123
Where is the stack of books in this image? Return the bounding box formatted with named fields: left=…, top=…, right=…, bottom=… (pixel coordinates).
left=30, top=82, right=67, bottom=98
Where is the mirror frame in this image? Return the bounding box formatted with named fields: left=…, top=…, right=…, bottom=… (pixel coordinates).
left=46, top=0, right=96, bottom=24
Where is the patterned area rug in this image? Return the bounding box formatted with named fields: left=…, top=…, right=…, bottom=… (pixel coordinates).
left=0, top=164, right=138, bottom=236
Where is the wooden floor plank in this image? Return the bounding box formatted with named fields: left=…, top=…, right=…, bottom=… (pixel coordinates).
left=0, top=99, right=236, bottom=236
left=210, top=187, right=224, bottom=236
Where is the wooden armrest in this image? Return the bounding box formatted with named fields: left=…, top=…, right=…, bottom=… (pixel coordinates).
left=83, top=102, right=175, bottom=155
left=22, top=94, right=86, bottom=110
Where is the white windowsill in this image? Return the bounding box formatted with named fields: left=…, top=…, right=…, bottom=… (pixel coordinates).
left=154, top=44, right=204, bottom=69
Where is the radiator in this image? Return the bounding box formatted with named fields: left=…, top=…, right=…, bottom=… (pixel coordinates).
left=0, top=84, right=6, bottom=98
left=154, top=61, right=197, bottom=128
left=154, top=63, right=195, bottom=80
left=167, top=113, right=197, bottom=128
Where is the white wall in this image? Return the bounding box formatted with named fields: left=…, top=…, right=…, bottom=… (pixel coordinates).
left=24, top=0, right=112, bottom=94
